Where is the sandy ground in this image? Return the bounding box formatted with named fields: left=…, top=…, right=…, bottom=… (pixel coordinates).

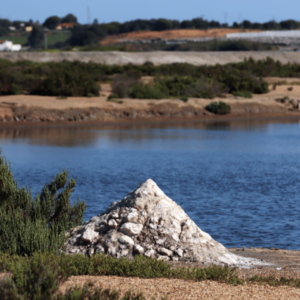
left=0, top=80, right=300, bottom=127
left=54, top=247, right=300, bottom=299
left=101, top=28, right=262, bottom=45
left=2, top=248, right=300, bottom=299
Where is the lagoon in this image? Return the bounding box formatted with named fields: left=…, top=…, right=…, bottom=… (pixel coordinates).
left=1, top=119, right=300, bottom=250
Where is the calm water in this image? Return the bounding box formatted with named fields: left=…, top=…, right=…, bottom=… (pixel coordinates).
left=0, top=119, right=300, bottom=250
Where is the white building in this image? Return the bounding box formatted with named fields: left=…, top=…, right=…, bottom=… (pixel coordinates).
left=0, top=40, right=22, bottom=51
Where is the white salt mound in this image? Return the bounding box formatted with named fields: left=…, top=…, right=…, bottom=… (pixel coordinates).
left=65, top=179, right=270, bottom=268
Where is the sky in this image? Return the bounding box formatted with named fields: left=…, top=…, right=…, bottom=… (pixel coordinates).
left=2, top=0, right=300, bottom=25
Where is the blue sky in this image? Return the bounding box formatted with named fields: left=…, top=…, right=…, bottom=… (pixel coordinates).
left=2, top=0, right=300, bottom=25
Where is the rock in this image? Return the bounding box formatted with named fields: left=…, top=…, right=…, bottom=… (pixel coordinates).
left=65, top=179, right=271, bottom=268
left=118, top=235, right=134, bottom=246
left=126, top=209, right=139, bottom=223
left=175, top=248, right=183, bottom=257
left=95, top=246, right=105, bottom=254
left=108, top=219, right=118, bottom=228
left=158, top=247, right=173, bottom=257
left=134, top=245, right=144, bottom=255
left=120, top=222, right=143, bottom=236
left=145, top=249, right=156, bottom=258
left=158, top=256, right=170, bottom=261
left=81, top=227, right=98, bottom=243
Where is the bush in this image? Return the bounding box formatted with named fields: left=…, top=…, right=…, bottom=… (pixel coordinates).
left=205, top=101, right=231, bottom=115
left=33, top=66, right=100, bottom=97
left=128, top=84, right=166, bottom=99
left=180, top=96, right=188, bottom=102
left=233, top=91, right=253, bottom=98
left=0, top=150, right=86, bottom=256
left=107, top=93, right=119, bottom=100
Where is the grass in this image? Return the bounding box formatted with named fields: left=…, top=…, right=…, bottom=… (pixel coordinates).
left=56, top=96, right=68, bottom=100
left=0, top=34, right=28, bottom=45
left=107, top=93, right=123, bottom=103
left=233, top=91, right=253, bottom=98
left=107, top=98, right=124, bottom=104
left=1, top=252, right=300, bottom=300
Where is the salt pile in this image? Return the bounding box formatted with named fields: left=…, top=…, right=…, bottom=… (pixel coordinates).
left=65, top=179, right=269, bottom=268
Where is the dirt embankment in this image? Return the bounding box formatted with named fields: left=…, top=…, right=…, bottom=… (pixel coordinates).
left=0, top=80, right=300, bottom=127
left=101, top=28, right=262, bottom=45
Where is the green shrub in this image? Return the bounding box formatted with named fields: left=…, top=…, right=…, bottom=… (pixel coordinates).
left=0, top=150, right=86, bottom=256
left=205, top=101, right=231, bottom=115
left=128, top=84, right=166, bottom=99
left=233, top=91, right=253, bottom=98
left=180, top=96, right=188, bottom=102
left=107, top=93, right=119, bottom=100
left=33, top=67, right=100, bottom=97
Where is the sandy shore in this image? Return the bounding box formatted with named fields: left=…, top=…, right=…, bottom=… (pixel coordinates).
left=0, top=79, right=300, bottom=128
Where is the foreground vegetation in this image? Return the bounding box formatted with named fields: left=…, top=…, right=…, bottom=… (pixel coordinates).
left=3, top=56, right=300, bottom=98
left=1, top=150, right=300, bottom=299
left=0, top=150, right=86, bottom=256
left=1, top=252, right=300, bottom=300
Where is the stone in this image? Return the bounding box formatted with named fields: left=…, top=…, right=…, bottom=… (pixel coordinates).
left=145, top=249, right=156, bottom=258
left=65, top=179, right=271, bottom=268
left=81, top=227, right=98, bottom=243
left=175, top=248, right=183, bottom=257
left=157, top=256, right=170, bottom=261
left=108, top=219, right=118, bottom=228
left=126, top=209, right=139, bottom=223
left=118, top=235, right=134, bottom=246
left=158, top=247, right=173, bottom=257
left=120, top=222, right=143, bottom=236
left=134, top=245, right=144, bottom=255
left=95, top=246, right=105, bottom=254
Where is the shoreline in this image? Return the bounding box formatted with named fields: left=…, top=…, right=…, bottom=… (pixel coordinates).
left=0, top=113, right=299, bottom=130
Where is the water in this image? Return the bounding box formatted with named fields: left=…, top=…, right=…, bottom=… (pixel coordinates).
left=0, top=119, right=300, bottom=250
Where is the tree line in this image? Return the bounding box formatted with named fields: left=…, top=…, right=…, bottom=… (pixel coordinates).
left=1, top=14, right=300, bottom=48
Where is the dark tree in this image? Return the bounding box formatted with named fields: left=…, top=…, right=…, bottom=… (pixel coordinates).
left=69, top=25, right=97, bottom=46
left=155, top=18, right=173, bottom=31
left=0, top=18, right=11, bottom=29
left=28, top=25, right=44, bottom=48
left=43, top=16, right=61, bottom=29
left=280, top=19, right=300, bottom=29
left=0, top=27, right=8, bottom=37
left=61, top=13, right=77, bottom=24
left=181, top=20, right=194, bottom=29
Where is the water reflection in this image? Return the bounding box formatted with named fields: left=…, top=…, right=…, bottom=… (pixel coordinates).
left=0, top=118, right=299, bottom=147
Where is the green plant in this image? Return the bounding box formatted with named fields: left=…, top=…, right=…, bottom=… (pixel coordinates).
left=87, top=93, right=95, bottom=97
left=232, top=91, right=253, bottom=98
left=0, top=150, right=86, bottom=256
left=180, top=96, right=188, bottom=102
left=107, top=98, right=124, bottom=104
left=56, top=96, right=68, bottom=100
left=205, top=101, right=231, bottom=115
left=107, top=93, right=119, bottom=100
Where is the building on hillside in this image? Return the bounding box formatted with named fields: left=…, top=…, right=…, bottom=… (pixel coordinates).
left=25, top=26, right=32, bottom=32
left=56, top=23, right=74, bottom=30
left=0, top=40, right=22, bottom=51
